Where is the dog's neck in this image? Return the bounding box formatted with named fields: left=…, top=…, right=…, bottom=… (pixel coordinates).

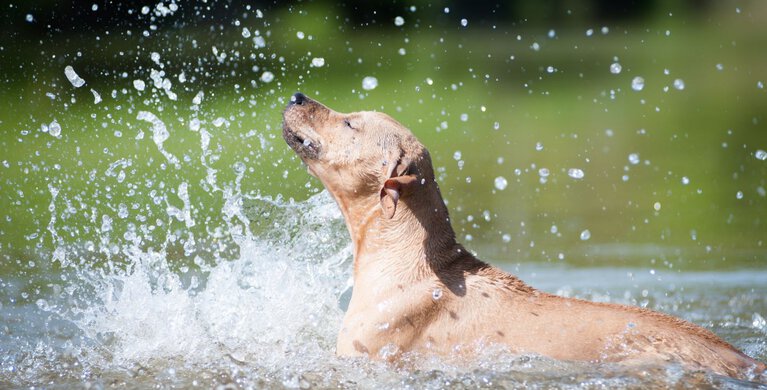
left=331, top=181, right=465, bottom=283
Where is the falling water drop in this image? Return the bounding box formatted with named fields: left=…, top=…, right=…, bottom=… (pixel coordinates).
left=494, top=176, right=508, bottom=190
left=260, top=71, right=274, bottom=83
left=48, top=120, right=62, bottom=137
left=311, top=57, right=325, bottom=67
left=362, top=76, right=378, bottom=90
left=567, top=168, right=585, bottom=179
left=631, top=76, right=645, bottom=91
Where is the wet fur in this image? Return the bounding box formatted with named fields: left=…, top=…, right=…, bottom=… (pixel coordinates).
left=282, top=93, right=766, bottom=381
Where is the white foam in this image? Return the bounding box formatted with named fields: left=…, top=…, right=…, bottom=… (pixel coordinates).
left=63, top=192, right=351, bottom=372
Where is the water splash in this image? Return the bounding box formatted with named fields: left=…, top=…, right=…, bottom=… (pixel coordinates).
left=136, top=111, right=180, bottom=169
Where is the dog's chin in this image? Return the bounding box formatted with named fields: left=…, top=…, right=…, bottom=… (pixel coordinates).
left=282, top=123, right=321, bottom=160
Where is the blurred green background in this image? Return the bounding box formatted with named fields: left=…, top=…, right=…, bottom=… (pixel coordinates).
left=1, top=0, right=766, bottom=279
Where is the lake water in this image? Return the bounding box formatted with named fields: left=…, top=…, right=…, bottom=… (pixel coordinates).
left=1, top=192, right=765, bottom=388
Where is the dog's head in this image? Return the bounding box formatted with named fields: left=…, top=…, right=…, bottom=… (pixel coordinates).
left=282, top=93, right=433, bottom=219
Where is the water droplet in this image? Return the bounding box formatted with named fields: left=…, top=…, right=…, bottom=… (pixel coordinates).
left=653, top=202, right=661, bottom=211
left=133, top=79, right=146, bottom=91
left=260, top=71, right=274, bottom=83
left=26, top=14, right=33, bottom=23
left=394, top=16, right=405, bottom=26
left=758, top=81, right=764, bottom=89
left=296, top=31, right=305, bottom=39
left=453, top=151, right=462, bottom=160
left=460, top=113, right=468, bottom=122
left=64, top=65, right=85, bottom=88
left=90, top=89, right=102, bottom=104
left=502, top=234, right=511, bottom=243
left=681, top=176, right=690, bottom=185
left=755, top=149, right=767, bottom=161
left=378, top=343, right=399, bottom=359
left=362, top=76, right=378, bottom=90
left=580, top=229, right=591, bottom=241
left=736, top=191, right=744, bottom=199
left=432, top=288, right=443, bottom=300
left=567, top=168, right=584, bottom=179
left=631, top=76, right=645, bottom=91
left=48, top=120, right=62, bottom=137
left=241, top=27, right=251, bottom=38
left=460, top=18, right=468, bottom=27
left=628, top=153, right=640, bottom=165
left=538, top=168, right=550, bottom=178
left=610, top=63, right=622, bottom=74
left=233, top=162, right=246, bottom=174
left=548, top=29, right=556, bottom=38
left=118, top=203, right=129, bottom=219
left=535, top=142, right=544, bottom=151
left=101, top=214, right=113, bottom=232
left=673, top=78, right=685, bottom=90
left=494, top=176, right=508, bottom=191
left=311, top=57, right=325, bottom=67
left=192, top=90, right=204, bottom=105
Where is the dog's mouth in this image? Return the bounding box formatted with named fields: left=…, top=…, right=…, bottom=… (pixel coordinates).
left=282, top=122, right=320, bottom=160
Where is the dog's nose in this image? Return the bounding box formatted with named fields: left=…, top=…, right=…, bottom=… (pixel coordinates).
left=290, top=92, right=307, bottom=106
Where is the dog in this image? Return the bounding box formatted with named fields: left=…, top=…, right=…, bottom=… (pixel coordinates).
left=282, top=92, right=765, bottom=380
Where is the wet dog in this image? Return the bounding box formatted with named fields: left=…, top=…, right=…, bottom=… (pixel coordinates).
left=282, top=92, right=765, bottom=380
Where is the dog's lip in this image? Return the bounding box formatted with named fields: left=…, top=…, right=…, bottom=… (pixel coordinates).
left=282, top=123, right=321, bottom=159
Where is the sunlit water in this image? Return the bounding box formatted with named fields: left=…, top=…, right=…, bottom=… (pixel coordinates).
left=1, top=2, right=766, bottom=388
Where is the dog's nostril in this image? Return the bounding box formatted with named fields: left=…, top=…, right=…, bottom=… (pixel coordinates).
left=291, top=92, right=306, bottom=106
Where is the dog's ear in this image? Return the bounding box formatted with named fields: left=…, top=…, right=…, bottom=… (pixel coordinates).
left=380, top=158, right=418, bottom=219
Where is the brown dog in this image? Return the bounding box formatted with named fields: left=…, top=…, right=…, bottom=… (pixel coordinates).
left=282, top=93, right=765, bottom=380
